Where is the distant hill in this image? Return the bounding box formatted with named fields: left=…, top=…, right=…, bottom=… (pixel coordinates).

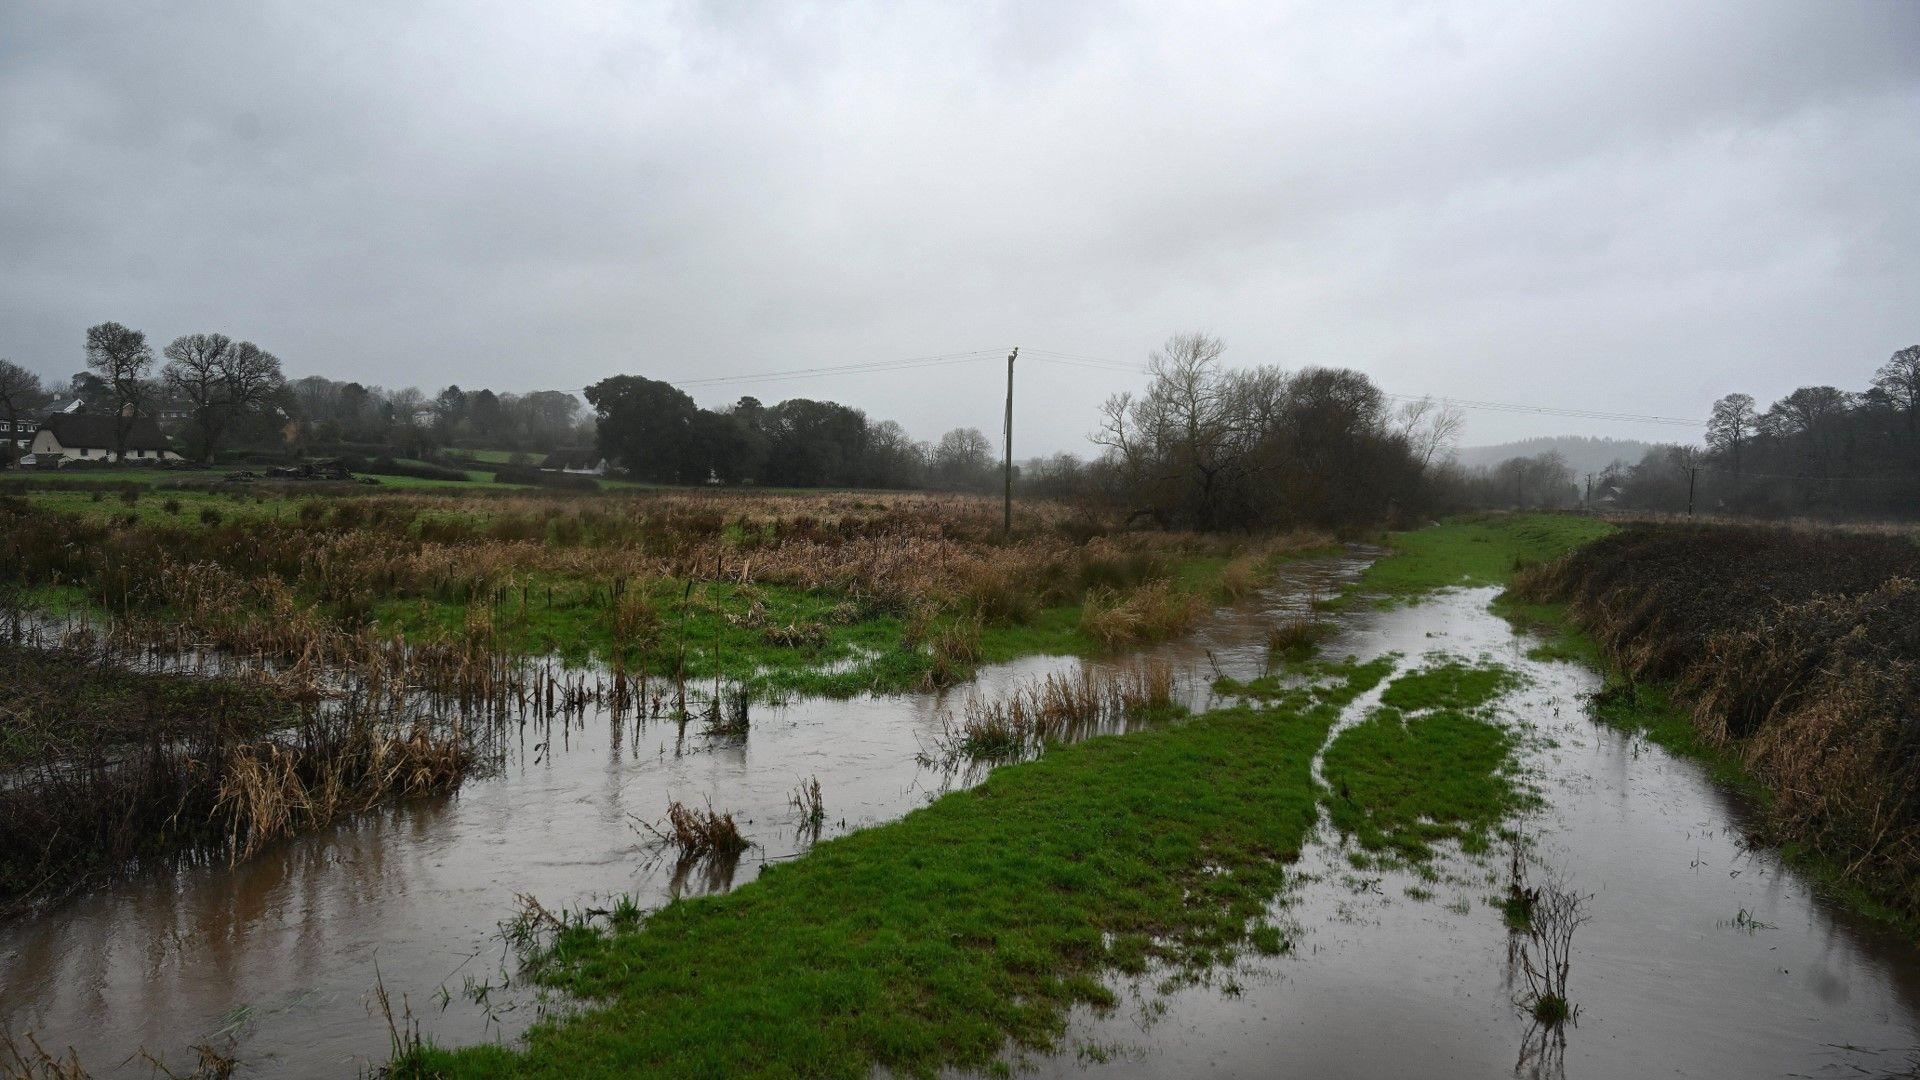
left=1451, top=436, right=1660, bottom=475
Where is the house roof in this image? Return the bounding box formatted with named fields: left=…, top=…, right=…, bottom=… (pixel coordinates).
left=38, top=414, right=175, bottom=452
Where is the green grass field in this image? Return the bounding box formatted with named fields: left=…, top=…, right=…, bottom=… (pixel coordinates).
left=1340, top=513, right=1614, bottom=606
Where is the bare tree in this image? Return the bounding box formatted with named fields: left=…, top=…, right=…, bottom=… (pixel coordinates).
left=1397, top=396, right=1466, bottom=469
left=162, top=332, right=233, bottom=459
left=1766, top=385, right=1852, bottom=474
left=84, top=321, right=155, bottom=460
left=162, top=334, right=286, bottom=461
left=1133, top=332, right=1245, bottom=529
left=1875, top=344, right=1920, bottom=438
left=221, top=341, right=287, bottom=448
left=0, top=359, right=47, bottom=466
left=931, top=426, right=995, bottom=490
left=1706, top=392, right=1757, bottom=507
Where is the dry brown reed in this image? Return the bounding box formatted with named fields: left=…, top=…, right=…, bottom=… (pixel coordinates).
left=938, top=657, right=1181, bottom=761
left=636, top=801, right=750, bottom=858
left=1078, top=582, right=1204, bottom=649
left=215, top=713, right=471, bottom=861
left=0, top=1033, right=86, bottom=1080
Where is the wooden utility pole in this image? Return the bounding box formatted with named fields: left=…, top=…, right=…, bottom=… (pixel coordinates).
left=1686, top=465, right=1697, bottom=516
left=1003, top=346, right=1018, bottom=533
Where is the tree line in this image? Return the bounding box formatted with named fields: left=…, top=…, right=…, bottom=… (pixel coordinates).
left=0, top=321, right=598, bottom=466
left=585, top=374, right=1009, bottom=490
left=1072, top=333, right=1461, bottom=529
left=1590, top=345, right=1919, bottom=519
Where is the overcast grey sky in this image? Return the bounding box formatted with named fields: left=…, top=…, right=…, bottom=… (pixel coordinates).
left=2, top=1, right=1916, bottom=453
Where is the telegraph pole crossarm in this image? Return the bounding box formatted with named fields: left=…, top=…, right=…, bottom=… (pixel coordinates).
left=1003, top=346, right=1017, bottom=533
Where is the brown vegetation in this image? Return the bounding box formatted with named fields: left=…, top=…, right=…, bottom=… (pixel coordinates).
left=937, top=656, right=1181, bottom=761
left=636, top=801, right=750, bottom=859
left=1514, top=523, right=1920, bottom=923
left=0, top=642, right=474, bottom=909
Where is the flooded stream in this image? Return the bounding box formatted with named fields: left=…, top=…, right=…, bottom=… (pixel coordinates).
left=5, top=557, right=1919, bottom=1078
left=1026, top=587, right=1920, bottom=1080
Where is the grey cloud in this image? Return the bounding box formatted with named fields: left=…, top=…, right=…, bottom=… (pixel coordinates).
left=2, top=0, right=1915, bottom=452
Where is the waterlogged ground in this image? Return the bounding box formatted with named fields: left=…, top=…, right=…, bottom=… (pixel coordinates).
left=6, top=558, right=1920, bottom=1078
left=1021, top=588, right=1920, bottom=1080
left=0, top=556, right=1368, bottom=1076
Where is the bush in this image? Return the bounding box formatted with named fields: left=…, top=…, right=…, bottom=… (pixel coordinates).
left=492, top=465, right=600, bottom=492
left=362, top=456, right=469, bottom=483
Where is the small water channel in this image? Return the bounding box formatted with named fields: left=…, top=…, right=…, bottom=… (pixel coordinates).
left=1022, top=588, right=1920, bottom=1080
left=5, top=558, right=1919, bottom=1078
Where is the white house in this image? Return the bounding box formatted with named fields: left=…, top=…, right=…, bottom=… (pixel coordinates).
left=7, top=398, right=83, bottom=453
left=29, top=414, right=182, bottom=463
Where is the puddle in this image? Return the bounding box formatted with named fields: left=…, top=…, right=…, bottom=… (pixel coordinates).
left=0, top=554, right=1368, bottom=1076
left=1022, top=588, right=1920, bottom=1080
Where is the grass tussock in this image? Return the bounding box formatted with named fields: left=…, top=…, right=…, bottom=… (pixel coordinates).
left=937, top=657, right=1182, bottom=762
left=1512, top=522, right=1920, bottom=927
left=1266, top=619, right=1335, bottom=664
left=1077, top=581, right=1203, bottom=649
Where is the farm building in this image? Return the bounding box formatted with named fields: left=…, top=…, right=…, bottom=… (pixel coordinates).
left=29, top=414, right=182, bottom=462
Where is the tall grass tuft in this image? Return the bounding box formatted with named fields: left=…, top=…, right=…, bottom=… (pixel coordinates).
left=637, top=801, right=749, bottom=859
left=937, top=657, right=1182, bottom=762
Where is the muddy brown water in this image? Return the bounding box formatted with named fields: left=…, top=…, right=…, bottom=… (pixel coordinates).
left=4, top=557, right=1918, bottom=1078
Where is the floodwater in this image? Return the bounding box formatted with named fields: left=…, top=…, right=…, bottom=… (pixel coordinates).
left=1023, top=588, right=1920, bottom=1080
left=5, top=561, right=1919, bottom=1078
left=0, top=555, right=1361, bottom=1075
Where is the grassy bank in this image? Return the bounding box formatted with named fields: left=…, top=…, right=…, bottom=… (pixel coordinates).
left=399, top=661, right=1392, bottom=1077
left=1337, top=513, right=1613, bottom=606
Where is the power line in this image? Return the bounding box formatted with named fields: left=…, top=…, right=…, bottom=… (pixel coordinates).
left=653, top=342, right=1710, bottom=432
left=1381, top=392, right=1704, bottom=428
left=1027, top=346, right=1708, bottom=427
left=667, top=349, right=1004, bottom=388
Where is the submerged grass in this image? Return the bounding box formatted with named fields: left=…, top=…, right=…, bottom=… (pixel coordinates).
left=395, top=663, right=1388, bottom=1078
left=1322, top=661, right=1526, bottom=863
